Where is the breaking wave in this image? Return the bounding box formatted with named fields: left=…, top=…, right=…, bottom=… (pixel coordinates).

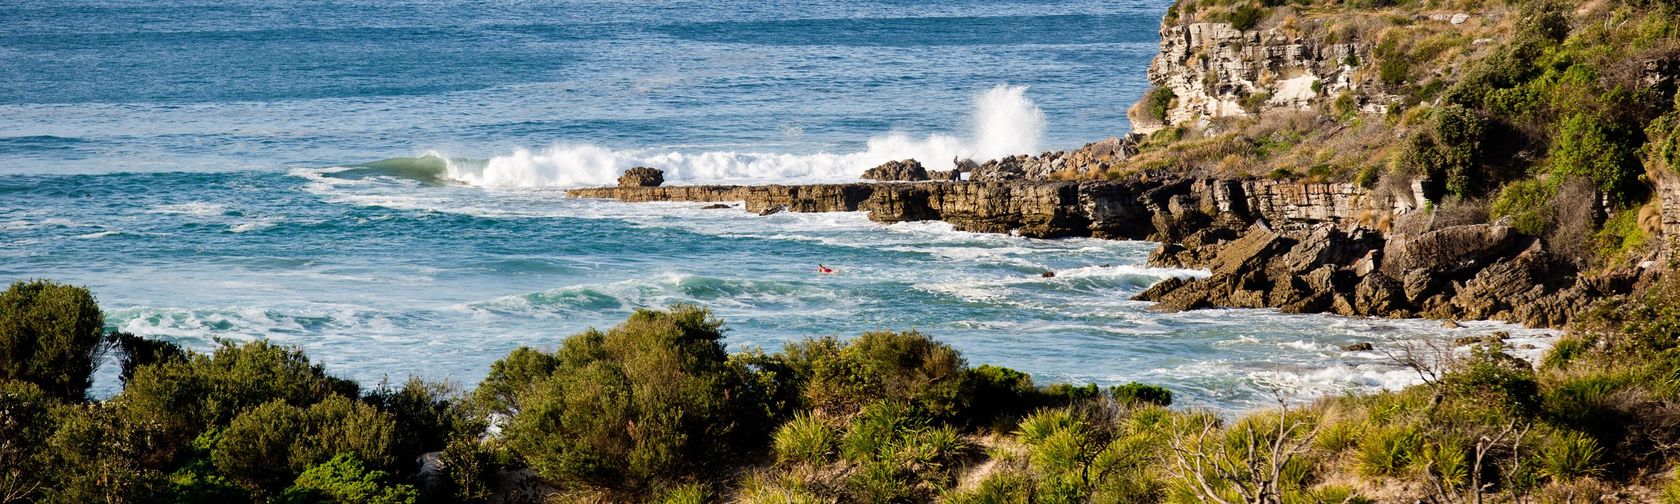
left=347, top=85, right=1046, bottom=188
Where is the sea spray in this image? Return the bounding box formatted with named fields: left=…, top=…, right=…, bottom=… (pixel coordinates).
left=428, top=84, right=1049, bottom=188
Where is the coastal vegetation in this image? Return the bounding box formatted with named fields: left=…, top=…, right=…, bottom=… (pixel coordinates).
left=7, top=275, right=1680, bottom=502
left=1118, top=0, right=1680, bottom=269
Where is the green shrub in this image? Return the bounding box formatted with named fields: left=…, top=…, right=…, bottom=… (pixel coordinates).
left=797, top=330, right=969, bottom=421
left=773, top=413, right=835, bottom=465
left=0, top=280, right=107, bottom=401
left=657, top=483, right=711, bottom=504
left=1539, top=431, right=1603, bottom=482
left=1550, top=113, right=1643, bottom=204
left=1490, top=178, right=1560, bottom=236
left=112, top=332, right=185, bottom=386
left=501, top=306, right=770, bottom=493
left=472, top=346, right=559, bottom=416
left=1109, top=382, right=1172, bottom=407
left=41, top=402, right=167, bottom=501
left=1357, top=424, right=1421, bottom=477
left=1228, top=4, right=1265, bottom=31
left=363, top=377, right=478, bottom=475
left=1379, top=57, right=1410, bottom=86
left=1440, top=343, right=1541, bottom=415
left=437, top=436, right=497, bottom=504
left=0, top=379, right=57, bottom=502
left=212, top=396, right=399, bottom=493
left=1142, top=86, right=1177, bottom=124
left=279, top=453, right=417, bottom=504
left=117, top=339, right=361, bottom=460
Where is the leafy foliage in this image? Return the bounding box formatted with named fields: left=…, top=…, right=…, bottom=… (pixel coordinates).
left=0, top=280, right=107, bottom=401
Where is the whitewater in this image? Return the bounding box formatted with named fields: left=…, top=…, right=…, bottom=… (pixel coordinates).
left=0, top=0, right=1550, bottom=410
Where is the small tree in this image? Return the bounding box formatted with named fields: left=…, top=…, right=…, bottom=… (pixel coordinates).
left=0, top=280, right=108, bottom=401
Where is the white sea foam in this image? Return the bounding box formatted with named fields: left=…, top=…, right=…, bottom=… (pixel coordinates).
left=149, top=202, right=227, bottom=217
left=435, top=85, right=1047, bottom=188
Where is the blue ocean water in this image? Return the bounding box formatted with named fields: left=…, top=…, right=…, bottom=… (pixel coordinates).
left=0, top=0, right=1543, bottom=408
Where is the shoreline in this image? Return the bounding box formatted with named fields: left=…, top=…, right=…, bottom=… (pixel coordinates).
left=569, top=176, right=1647, bottom=330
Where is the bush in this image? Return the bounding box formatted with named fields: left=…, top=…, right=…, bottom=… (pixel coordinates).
left=112, top=332, right=185, bottom=386
left=212, top=396, right=399, bottom=493
left=437, top=436, right=497, bottom=504
left=363, top=377, right=478, bottom=475
left=0, top=379, right=56, bottom=502
left=472, top=346, right=558, bottom=417
left=773, top=413, right=835, bottom=465
left=1550, top=113, right=1643, bottom=204
left=1109, top=382, right=1173, bottom=407
left=1490, top=178, right=1559, bottom=236
left=797, top=330, right=969, bottom=420
left=0, top=280, right=108, bottom=401
left=1141, top=87, right=1177, bottom=125
left=1228, top=4, right=1265, bottom=31
left=117, top=339, right=361, bottom=458
left=279, top=453, right=417, bottom=504
left=1357, top=424, right=1421, bottom=477
left=1440, top=342, right=1541, bottom=415
left=1539, top=431, right=1603, bottom=482
left=501, top=306, right=769, bottom=493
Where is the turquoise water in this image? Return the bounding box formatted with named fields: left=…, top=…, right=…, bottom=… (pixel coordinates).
left=0, top=0, right=1542, bottom=409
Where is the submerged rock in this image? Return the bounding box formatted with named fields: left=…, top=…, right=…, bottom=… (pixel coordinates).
left=1342, top=342, right=1374, bottom=352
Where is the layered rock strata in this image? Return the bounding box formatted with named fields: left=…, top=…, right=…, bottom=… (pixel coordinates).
left=570, top=176, right=1643, bottom=328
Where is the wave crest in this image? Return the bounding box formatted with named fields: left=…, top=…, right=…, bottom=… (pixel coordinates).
left=398, top=84, right=1047, bottom=188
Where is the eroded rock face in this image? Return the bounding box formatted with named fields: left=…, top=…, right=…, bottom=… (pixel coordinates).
left=569, top=177, right=1619, bottom=328
left=1132, top=220, right=1620, bottom=328
left=617, top=167, right=664, bottom=187
left=861, top=160, right=929, bottom=182
left=1379, top=222, right=1514, bottom=278
left=1134, top=20, right=1384, bottom=134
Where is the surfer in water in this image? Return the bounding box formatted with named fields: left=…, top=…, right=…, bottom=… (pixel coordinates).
left=817, top=264, right=834, bottom=274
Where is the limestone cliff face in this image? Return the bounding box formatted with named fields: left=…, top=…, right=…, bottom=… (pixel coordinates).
left=1131, top=17, right=1379, bottom=134
left=1655, top=159, right=1680, bottom=262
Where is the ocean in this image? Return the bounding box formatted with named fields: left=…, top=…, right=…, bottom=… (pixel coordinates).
left=0, top=0, right=1544, bottom=409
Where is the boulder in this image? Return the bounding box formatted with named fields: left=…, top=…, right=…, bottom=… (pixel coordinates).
left=700, top=203, right=732, bottom=210
left=862, top=159, right=929, bottom=182
left=1380, top=222, right=1515, bottom=278
left=971, top=156, right=1028, bottom=182
left=1206, top=225, right=1287, bottom=276
left=617, top=167, right=665, bottom=187
left=1133, top=276, right=1188, bottom=302
left=1353, top=273, right=1408, bottom=317
left=1342, top=342, right=1374, bottom=352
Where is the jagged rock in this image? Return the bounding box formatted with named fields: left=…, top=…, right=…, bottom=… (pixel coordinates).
left=1442, top=319, right=1463, bottom=329
left=861, top=159, right=929, bottom=182
left=1401, top=268, right=1439, bottom=303
left=1450, top=240, right=1556, bottom=321
left=971, top=156, right=1028, bottom=182
left=1380, top=223, right=1515, bottom=278
left=759, top=205, right=786, bottom=216
left=1207, top=225, right=1286, bottom=276
left=617, top=167, right=664, bottom=187
left=1342, top=342, right=1374, bottom=352
left=1354, top=273, right=1408, bottom=317
left=1134, top=276, right=1189, bottom=301
left=1276, top=225, right=1354, bottom=275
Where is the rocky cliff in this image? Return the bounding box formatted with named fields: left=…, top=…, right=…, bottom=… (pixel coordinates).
left=1132, top=21, right=1370, bottom=133
left=569, top=171, right=1641, bottom=328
